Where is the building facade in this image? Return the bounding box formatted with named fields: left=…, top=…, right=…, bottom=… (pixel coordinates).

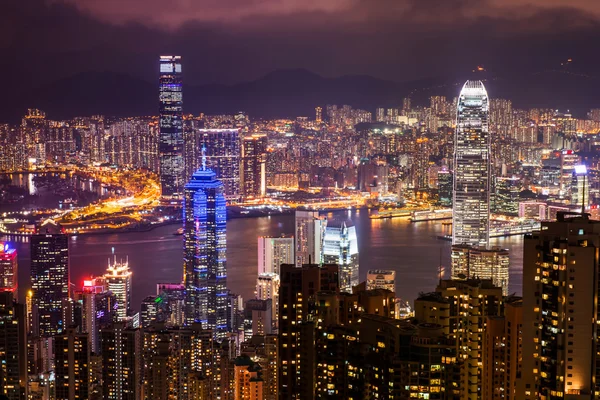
left=322, top=221, right=359, bottom=293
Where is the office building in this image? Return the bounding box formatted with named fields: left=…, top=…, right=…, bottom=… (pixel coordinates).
left=571, top=164, right=589, bottom=209
left=322, top=220, right=359, bottom=293
left=0, top=291, right=27, bottom=400
left=366, top=270, right=395, bottom=292
left=257, top=236, right=294, bottom=276
left=55, top=328, right=90, bottom=400
left=520, top=212, right=600, bottom=399
left=278, top=263, right=339, bottom=399
left=492, top=176, right=520, bottom=215
left=452, top=80, right=490, bottom=248
left=159, top=55, right=184, bottom=197
left=438, top=168, right=453, bottom=206
left=103, top=256, right=132, bottom=321
left=30, top=223, right=69, bottom=337
left=483, top=297, right=523, bottom=400
left=183, top=163, right=228, bottom=338
left=241, top=134, right=268, bottom=199
left=198, top=129, right=241, bottom=200
left=451, top=245, right=510, bottom=295
left=415, top=279, right=503, bottom=400
left=294, top=210, right=326, bottom=267
left=0, top=242, right=17, bottom=297
left=100, top=322, right=141, bottom=400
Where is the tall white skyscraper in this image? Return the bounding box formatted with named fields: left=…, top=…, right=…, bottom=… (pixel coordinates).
left=452, top=80, right=490, bottom=248
left=257, top=236, right=294, bottom=275
left=294, top=210, right=326, bottom=267
left=323, top=221, right=359, bottom=293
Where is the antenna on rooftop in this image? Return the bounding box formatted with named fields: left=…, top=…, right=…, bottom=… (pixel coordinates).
left=202, top=145, right=207, bottom=171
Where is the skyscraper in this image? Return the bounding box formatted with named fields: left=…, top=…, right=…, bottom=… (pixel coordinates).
left=241, top=134, right=268, bottom=199
left=0, top=291, right=27, bottom=400
left=257, top=236, right=294, bottom=276
left=520, top=212, right=600, bottom=398
left=30, top=223, right=69, bottom=337
left=159, top=55, right=183, bottom=197
left=183, top=160, right=228, bottom=338
left=198, top=129, right=241, bottom=201
left=294, top=210, right=326, bottom=267
left=322, top=221, right=359, bottom=293
left=0, top=242, right=17, bottom=297
left=100, top=322, right=141, bottom=400
left=452, top=80, right=490, bottom=248
left=102, top=256, right=132, bottom=321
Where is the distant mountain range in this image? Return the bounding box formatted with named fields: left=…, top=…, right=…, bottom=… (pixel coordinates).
left=2, top=68, right=600, bottom=123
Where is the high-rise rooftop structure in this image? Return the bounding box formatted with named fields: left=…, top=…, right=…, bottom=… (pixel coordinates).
left=183, top=160, right=228, bottom=338
left=30, top=223, right=69, bottom=337
left=241, top=134, right=268, bottom=199
left=294, top=210, right=326, bottom=267
left=103, top=255, right=132, bottom=321
left=322, top=220, right=359, bottom=293
left=257, top=236, right=294, bottom=276
left=0, top=242, right=17, bottom=298
left=520, top=212, right=600, bottom=398
left=366, top=270, right=395, bottom=292
left=198, top=129, right=241, bottom=201
left=159, top=55, right=184, bottom=197
left=452, top=80, right=490, bottom=248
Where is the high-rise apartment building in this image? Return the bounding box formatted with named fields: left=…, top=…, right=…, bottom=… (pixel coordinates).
left=315, top=107, right=322, bottom=123
left=241, top=134, right=268, bottom=199
left=415, top=279, right=504, bottom=400
left=233, top=355, right=264, bottom=400
left=30, top=223, right=69, bottom=337
left=452, top=80, right=490, bottom=248
left=198, top=129, right=241, bottom=201
left=257, top=236, right=294, bottom=276
left=278, top=263, right=339, bottom=399
left=0, top=291, right=27, bottom=400
left=322, top=221, right=359, bottom=293
left=256, top=273, right=280, bottom=331
left=183, top=164, right=228, bottom=338
left=521, top=212, right=600, bottom=399
left=0, top=242, right=17, bottom=297
left=483, top=297, right=523, bottom=400
left=55, top=328, right=90, bottom=400
left=103, top=256, right=132, bottom=321
left=100, top=322, right=141, bottom=400
left=294, top=210, right=326, bottom=267
left=159, top=55, right=184, bottom=197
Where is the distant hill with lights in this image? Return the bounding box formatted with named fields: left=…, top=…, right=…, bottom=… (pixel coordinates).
left=2, top=68, right=600, bottom=122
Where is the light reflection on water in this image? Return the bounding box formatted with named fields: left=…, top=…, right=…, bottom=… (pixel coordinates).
left=5, top=210, right=524, bottom=310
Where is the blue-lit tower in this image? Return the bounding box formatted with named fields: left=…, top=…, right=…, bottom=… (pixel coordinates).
left=183, top=150, right=228, bottom=339
left=159, top=55, right=184, bottom=197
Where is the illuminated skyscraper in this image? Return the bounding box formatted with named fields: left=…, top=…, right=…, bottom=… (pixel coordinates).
left=30, top=223, right=69, bottom=337
left=198, top=129, right=241, bottom=201
left=257, top=236, right=294, bottom=276
left=323, top=221, right=359, bottom=293
left=0, top=291, right=27, bottom=400
left=295, top=210, right=326, bottom=267
left=55, top=328, right=90, bottom=400
left=183, top=158, right=228, bottom=338
left=159, top=55, right=184, bottom=197
left=241, top=134, right=268, bottom=199
left=103, top=256, right=132, bottom=321
left=0, top=242, right=17, bottom=298
left=315, top=107, right=322, bottom=123
left=452, top=80, right=490, bottom=248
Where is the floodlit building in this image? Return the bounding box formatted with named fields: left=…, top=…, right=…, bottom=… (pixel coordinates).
left=158, top=55, right=184, bottom=197
left=103, top=256, right=132, bottom=321
left=0, top=242, right=17, bottom=297
left=183, top=162, right=229, bottom=338
left=257, top=236, right=294, bottom=276
left=452, top=80, right=490, bottom=248
left=322, top=220, right=359, bottom=293
left=451, top=245, right=510, bottom=295
left=366, top=270, right=395, bottom=292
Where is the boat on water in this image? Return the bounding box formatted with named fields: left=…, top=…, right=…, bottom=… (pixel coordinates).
left=173, top=227, right=184, bottom=236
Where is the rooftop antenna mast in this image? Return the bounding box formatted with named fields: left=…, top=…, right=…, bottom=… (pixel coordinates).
left=202, top=145, right=207, bottom=171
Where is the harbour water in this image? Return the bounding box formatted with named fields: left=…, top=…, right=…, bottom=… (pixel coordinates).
left=6, top=209, right=525, bottom=309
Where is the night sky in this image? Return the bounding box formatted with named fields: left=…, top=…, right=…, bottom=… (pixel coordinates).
left=2, top=0, right=600, bottom=119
